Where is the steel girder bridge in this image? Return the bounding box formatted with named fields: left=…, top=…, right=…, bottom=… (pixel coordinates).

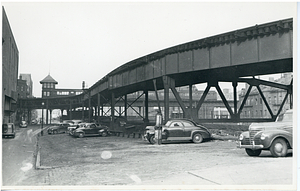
left=19, top=18, right=293, bottom=128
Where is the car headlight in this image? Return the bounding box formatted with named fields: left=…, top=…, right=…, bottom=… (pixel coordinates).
left=260, top=133, right=267, bottom=140
left=239, top=134, right=244, bottom=141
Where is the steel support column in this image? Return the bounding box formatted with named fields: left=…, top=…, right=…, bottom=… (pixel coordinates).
left=49, top=109, right=52, bottom=124
left=153, top=79, right=162, bottom=114
left=46, top=99, right=49, bottom=125
left=111, top=92, right=115, bottom=131
left=163, top=77, right=170, bottom=122
left=88, top=92, right=91, bottom=122
left=124, top=94, right=127, bottom=120
left=189, top=84, right=193, bottom=117
left=144, top=90, right=149, bottom=123
left=163, top=76, right=190, bottom=118
left=232, top=81, right=238, bottom=120
left=97, top=93, right=101, bottom=123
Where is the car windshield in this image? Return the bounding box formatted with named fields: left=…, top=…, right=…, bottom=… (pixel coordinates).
left=277, top=112, right=292, bottom=122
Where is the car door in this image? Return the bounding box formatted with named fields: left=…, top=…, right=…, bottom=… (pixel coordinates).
left=166, top=121, right=184, bottom=140
left=83, top=124, right=92, bottom=134
left=61, top=124, right=69, bottom=133
left=181, top=121, right=194, bottom=137
left=89, top=124, right=99, bottom=134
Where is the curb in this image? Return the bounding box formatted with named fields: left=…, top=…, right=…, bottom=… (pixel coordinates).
left=35, top=149, right=53, bottom=170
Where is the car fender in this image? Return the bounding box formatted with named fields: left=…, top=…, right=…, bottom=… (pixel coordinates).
left=74, top=130, right=85, bottom=134
left=191, top=130, right=210, bottom=139
left=260, top=130, right=293, bottom=149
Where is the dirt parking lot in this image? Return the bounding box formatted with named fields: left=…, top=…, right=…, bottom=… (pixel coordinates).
left=16, top=132, right=294, bottom=188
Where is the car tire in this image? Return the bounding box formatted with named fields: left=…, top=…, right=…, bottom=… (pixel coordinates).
left=148, top=135, right=156, bottom=144
left=53, top=130, right=58, bottom=134
left=245, top=148, right=262, bottom=156
left=192, top=133, right=203, bottom=144
left=101, top=132, right=108, bottom=137
left=270, top=138, right=288, bottom=157
left=78, top=133, right=84, bottom=138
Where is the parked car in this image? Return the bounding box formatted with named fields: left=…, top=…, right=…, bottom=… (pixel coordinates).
left=2, top=123, right=15, bottom=138
left=19, top=121, right=28, bottom=128
left=237, top=109, right=293, bottom=157
left=68, top=122, right=86, bottom=135
left=31, top=119, right=38, bottom=125
left=144, top=119, right=211, bottom=144
left=72, top=123, right=109, bottom=138
left=47, top=123, right=71, bottom=134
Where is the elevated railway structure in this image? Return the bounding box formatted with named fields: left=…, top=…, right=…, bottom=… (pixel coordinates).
left=18, top=18, right=293, bottom=129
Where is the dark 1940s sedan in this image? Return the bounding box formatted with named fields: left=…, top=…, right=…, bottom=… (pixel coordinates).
left=144, top=119, right=211, bottom=144
left=47, top=123, right=70, bottom=134
left=73, top=123, right=110, bottom=138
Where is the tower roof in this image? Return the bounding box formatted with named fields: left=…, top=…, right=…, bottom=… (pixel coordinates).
left=40, top=74, right=58, bottom=84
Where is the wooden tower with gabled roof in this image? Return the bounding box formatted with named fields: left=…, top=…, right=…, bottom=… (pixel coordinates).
left=40, top=74, right=58, bottom=98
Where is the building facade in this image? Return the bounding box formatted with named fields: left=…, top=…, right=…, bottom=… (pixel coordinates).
left=2, top=7, right=19, bottom=123
left=40, top=74, right=83, bottom=98
left=239, top=73, right=292, bottom=118
left=19, top=74, right=33, bottom=97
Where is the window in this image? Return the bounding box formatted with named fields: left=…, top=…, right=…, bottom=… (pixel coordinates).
left=43, top=92, right=47, bottom=96
left=47, top=92, right=50, bottom=96
left=182, top=121, right=193, bottom=127
left=170, top=122, right=183, bottom=127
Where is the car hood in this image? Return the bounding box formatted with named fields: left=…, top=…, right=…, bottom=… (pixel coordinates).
left=249, top=121, right=292, bottom=131
left=49, top=126, right=60, bottom=130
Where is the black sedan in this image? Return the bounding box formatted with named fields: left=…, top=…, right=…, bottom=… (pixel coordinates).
left=73, top=123, right=109, bottom=138
left=144, top=119, right=211, bottom=144
left=47, top=123, right=70, bottom=134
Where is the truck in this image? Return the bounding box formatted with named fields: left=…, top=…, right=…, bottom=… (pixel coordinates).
left=237, top=109, right=293, bottom=157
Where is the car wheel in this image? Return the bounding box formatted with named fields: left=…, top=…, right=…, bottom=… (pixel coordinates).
left=149, top=135, right=156, bottom=144
left=270, top=138, right=288, bottom=157
left=245, top=148, right=261, bottom=156
left=78, top=133, right=84, bottom=138
left=101, top=132, right=108, bottom=137
left=192, top=133, right=203, bottom=143
left=53, top=130, right=58, bottom=134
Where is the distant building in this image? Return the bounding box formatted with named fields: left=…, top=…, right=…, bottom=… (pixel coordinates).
left=40, top=74, right=83, bottom=98
left=19, top=74, right=33, bottom=97
left=126, top=85, right=234, bottom=120
left=2, top=7, right=19, bottom=123
left=239, top=73, right=292, bottom=118
left=17, top=78, right=28, bottom=98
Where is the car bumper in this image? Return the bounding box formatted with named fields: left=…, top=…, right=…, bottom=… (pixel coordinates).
left=236, top=141, right=264, bottom=150
left=20, top=125, right=27, bottom=128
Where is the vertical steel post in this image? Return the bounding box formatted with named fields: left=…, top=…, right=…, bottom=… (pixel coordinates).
left=189, top=84, right=193, bottom=119
left=233, top=81, right=238, bottom=120
left=88, top=92, right=91, bottom=123
left=98, top=93, right=100, bottom=123
left=111, top=92, right=115, bottom=131
left=144, top=90, right=149, bottom=123
left=124, top=94, right=127, bottom=120
left=41, top=102, right=44, bottom=136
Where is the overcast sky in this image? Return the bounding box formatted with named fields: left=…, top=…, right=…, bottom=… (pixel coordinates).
left=1, top=2, right=296, bottom=97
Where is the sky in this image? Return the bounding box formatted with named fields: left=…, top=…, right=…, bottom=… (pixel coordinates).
left=1, top=2, right=296, bottom=97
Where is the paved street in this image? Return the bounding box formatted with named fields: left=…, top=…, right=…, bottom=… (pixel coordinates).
left=2, top=124, right=45, bottom=185
left=2, top=124, right=295, bottom=190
